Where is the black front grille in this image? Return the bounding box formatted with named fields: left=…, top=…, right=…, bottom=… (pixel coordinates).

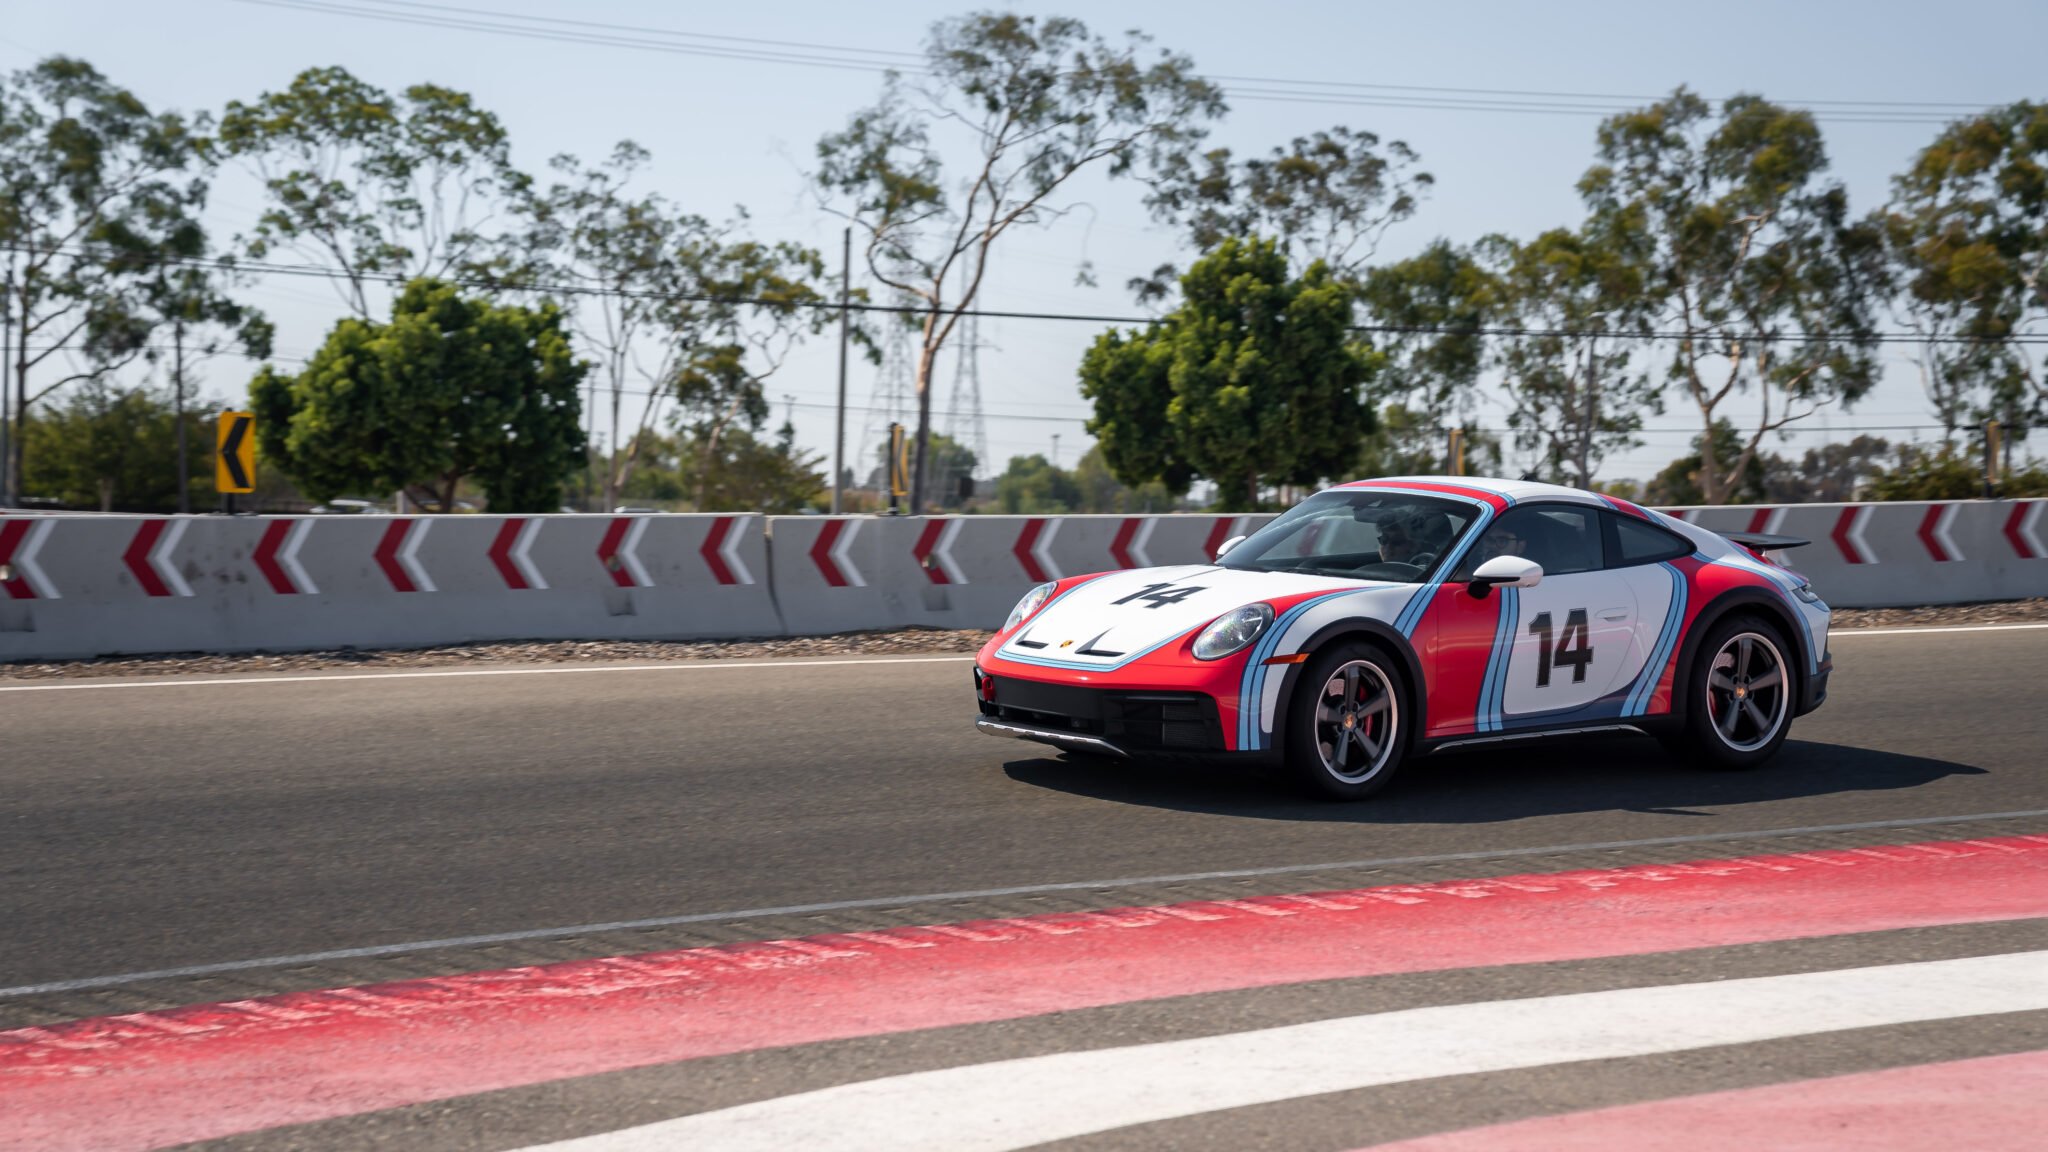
left=976, top=672, right=1223, bottom=752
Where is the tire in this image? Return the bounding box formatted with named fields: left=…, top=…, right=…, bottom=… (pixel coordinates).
left=1283, top=641, right=1411, bottom=800
left=1666, top=613, right=1797, bottom=770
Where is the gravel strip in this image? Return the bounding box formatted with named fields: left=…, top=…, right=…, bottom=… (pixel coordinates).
left=5, top=599, right=2047, bottom=681
left=0, top=630, right=997, bottom=682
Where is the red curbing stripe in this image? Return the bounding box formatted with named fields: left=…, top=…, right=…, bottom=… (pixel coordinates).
left=4, top=838, right=2047, bottom=1152
left=808, top=519, right=847, bottom=587
left=1917, top=504, right=1953, bottom=562
left=700, top=515, right=738, bottom=585
left=251, top=520, right=295, bottom=594
left=1110, top=518, right=1141, bottom=569
left=372, top=520, right=416, bottom=592
left=912, top=518, right=948, bottom=584
left=1357, top=1048, right=2048, bottom=1152
left=1832, top=506, right=1870, bottom=564
left=0, top=520, right=34, bottom=600
left=2005, top=502, right=2042, bottom=560
left=120, top=520, right=171, bottom=598
left=487, top=519, right=529, bottom=589
left=1014, top=517, right=1049, bottom=582
left=596, top=518, right=635, bottom=588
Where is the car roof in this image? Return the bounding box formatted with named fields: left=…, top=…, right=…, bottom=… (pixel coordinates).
left=1334, top=475, right=1608, bottom=505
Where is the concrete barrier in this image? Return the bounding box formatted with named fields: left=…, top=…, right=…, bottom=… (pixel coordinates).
left=3, top=502, right=2040, bottom=662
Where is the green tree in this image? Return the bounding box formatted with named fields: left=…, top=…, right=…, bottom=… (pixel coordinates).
left=20, top=382, right=212, bottom=511
left=683, top=420, right=826, bottom=513
left=817, top=11, right=1224, bottom=513
left=1139, top=126, right=1431, bottom=300
left=1071, top=445, right=1179, bottom=512
left=995, top=453, right=1083, bottom=513
left=1881, top=102, right=2048, bottom=440
left=1581, top=89, right=1884, bottom=504
left=1357, top=240, right=1495, bottom=465
left=1642, top=420, right=1768, bottom=506
left=1761, top=434, right=1892, bottom=503
left=250, top=278, right=587, bottom=512
left=872, top=431, right=976, bottom=510
left=1080, top=237, right=1376, bottom=510
left=218, top=67, right=520, bottom=317
left=1, top=56, right=210, bottom=502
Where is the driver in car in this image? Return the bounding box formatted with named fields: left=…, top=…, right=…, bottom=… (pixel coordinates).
left=1379, top=511, right=1453, bottom=566
left=1469, top=521, right=1529, bottom=566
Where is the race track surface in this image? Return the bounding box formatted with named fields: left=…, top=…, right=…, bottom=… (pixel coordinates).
left=3, top=626, right=2046, bottom=1150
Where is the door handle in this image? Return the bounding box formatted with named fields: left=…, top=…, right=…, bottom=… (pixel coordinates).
left=1599, top=608, right=1630, bottom=621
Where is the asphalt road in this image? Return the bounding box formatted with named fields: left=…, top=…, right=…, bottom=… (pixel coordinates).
left=3, top=627, right=2046, bottom=1016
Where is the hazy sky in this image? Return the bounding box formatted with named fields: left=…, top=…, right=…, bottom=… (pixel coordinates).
left=9, top=0, right=2045, bottom=485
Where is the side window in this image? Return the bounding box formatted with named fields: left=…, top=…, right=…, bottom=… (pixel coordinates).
left=1608, top=512, right=1692, bottom=567
left=1454, top=506, right=1602, bottom=579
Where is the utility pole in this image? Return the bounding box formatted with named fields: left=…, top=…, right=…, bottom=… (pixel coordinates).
left=832, top=227, right=850, bottom=514
left=1050, top=432, right=1060, bottom=468
left=173, top=316, right=189, bottom=514
left=0, top=270, right=11, bottom=509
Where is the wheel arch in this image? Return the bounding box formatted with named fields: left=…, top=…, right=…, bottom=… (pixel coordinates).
left=1268, top=620, right=1428, bottom=751
left=1669, top=587, right=1807, bottom=724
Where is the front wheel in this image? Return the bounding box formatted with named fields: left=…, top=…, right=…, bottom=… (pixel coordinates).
left=1283, top=641, right=1410, bottom=800
left=1665, top=614, right=1796, bottom=770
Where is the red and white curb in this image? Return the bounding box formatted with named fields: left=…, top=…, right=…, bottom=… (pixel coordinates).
left=373, top=519, right=436, bottom=593
left=5, top=836, right=2045, bottom=1152
left=596, top=518, right=652, bottom=588
left=121, top=520, right=191, bottom=598
left=0, top=519, right=59, bottom=600
left=252, top=519, right=319, bottom=595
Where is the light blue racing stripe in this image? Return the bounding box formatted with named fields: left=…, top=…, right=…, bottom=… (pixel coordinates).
left=1236, top=589, right=1361, bottom=751
left=1622, top=561, right=1688, bottom=717
left=1696, top=552, right=1823, bottom=675
left=1390, top=488, right=1514, bottom=638
left=1476, top=585, right=1520, bottom=732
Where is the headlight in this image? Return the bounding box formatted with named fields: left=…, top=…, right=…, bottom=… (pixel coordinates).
left=1793, top=582, right=1825, bottom=606
left=1004, top=581, right=1057, bottom=631
left=1193, top=603, right=1274, bottom=660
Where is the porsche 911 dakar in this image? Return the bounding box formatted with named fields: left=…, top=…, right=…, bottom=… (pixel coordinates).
left=973, top=477, right=1832, bottom=799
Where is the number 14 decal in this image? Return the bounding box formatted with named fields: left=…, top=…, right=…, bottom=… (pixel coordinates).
left=1528, top=608, right=1593, bottom=686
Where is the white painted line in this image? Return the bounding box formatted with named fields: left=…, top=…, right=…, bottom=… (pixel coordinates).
left=153, top=518, right=193, bottom=598
left=0, top=654, right=978, bottom=693
left=718, top=516, right=756, bottom=586
left=830, top=519, right=865, bottom=587
left=1033, top=516, right=1064, bottom=580
left=1831, top=622, right=2048, bottom=637
left=400, top=518, right=436, bottom=592
left=5, top=807, right=2042, bottom=999
left=620, top=517, right=652, bottom=589
left=520, top=950, right=2048, bottom=1152
left=281, top=519, right=319, bottom=595
left=512, top=518, right=549, bottom=590
left=935, top=518, right=967, bottom=585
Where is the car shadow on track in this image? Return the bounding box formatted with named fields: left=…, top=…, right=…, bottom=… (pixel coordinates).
left=1001, top=735, right=1986, bottom=824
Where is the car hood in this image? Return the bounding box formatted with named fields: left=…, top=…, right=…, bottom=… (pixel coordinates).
left=997, top=564, right=1377, bottom=667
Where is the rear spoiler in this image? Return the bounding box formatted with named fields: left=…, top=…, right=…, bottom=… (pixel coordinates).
left=1722, top=532, right=1810, bottom=551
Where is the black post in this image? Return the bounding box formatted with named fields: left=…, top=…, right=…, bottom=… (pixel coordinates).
left=832, top=226, right=851, bottom=515
left=174, top=318, right=189, bottom=514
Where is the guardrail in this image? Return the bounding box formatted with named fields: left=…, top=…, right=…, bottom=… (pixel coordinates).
left=1, top=502, right=2041, bottom=662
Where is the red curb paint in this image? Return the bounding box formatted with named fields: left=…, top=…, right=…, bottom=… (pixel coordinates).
left=1111, top=518, right=1141, bottom=569
left=5, top=837, right=2046, bottom=1152
left=1831, top=506, right=1870, bottom=564
left=1360, top=1048, right=2048, bottom=1152
left=2005, top=503, right=2040, bottom=560
left=912, top=518, right=949, bottom=584
left=120, top=520, right=171, bottom=598
left=252, top=520, right=295, bottom=594
left=0, top=520, right=34, bottom=600
left=487, top=519, right=529, bottom=589
left=700, top=516, right=738, bottom=585
left=808, top=519, right=848, bottom=587
left=596, top=518, right=635, bottom=588
left=1014, top=518, right=1049, bottom=582
left=1917, top=504, right=1953, bottom=562
left=372, top=520, right=416, bottom=592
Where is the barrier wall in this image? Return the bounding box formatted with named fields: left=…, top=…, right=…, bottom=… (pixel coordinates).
left=2, top=501, right=2042, bottom=661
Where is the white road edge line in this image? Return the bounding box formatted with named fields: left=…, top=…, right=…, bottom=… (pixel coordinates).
left=518, top=951, right=2048, bottom=1152
left=0, top=655, right=979, bottom=692
left=5, top=807, right=2043, bottom=1000
left=1829, top=622, right=2048, bottom=637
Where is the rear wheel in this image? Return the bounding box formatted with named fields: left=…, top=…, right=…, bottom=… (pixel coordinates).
left=1284, top=641, right=1410, bottom=800
left=1665, top=614, right=1795, bottom=770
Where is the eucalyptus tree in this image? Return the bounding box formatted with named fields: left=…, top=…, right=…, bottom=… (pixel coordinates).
left=1580, top=89, right=1884, bottom=504
left=218, top=67, right=521, bottom=317
left=817, top=11, right=1224, bottom=512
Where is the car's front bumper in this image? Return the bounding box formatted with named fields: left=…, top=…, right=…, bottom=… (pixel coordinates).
left=1797, top=650, right=1833, bottom=716
left=973, top=666, right=1232, bottom=755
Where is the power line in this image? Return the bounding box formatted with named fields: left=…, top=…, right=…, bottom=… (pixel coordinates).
left=229, top=0, right=2011, bottom=127
left=11, top=243, right=2047, bottom=348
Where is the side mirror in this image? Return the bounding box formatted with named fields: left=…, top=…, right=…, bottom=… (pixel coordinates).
left=1214, top=534, right=1246, bottom=560
left=1466, top=555, right=1542, bottom=597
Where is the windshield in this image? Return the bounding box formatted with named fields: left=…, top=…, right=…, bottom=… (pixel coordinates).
left=1217, top=490, right=1477, bottom=583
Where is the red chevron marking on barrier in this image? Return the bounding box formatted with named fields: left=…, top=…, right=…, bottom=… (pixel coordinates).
left=597, top=518, right=636, bottom=588
left=1746, top=508, right=1773, bottom=533
left=1361, top=1049, right=2048, bottom=1152
left=701, top=516, right=742, bottom=585
left=252, top=521, right=296, bottom=594
left=374, top=520, right=418, bottom=592
left=1111, top=518, right=1141, bottom=569
left=1831, top=506, right=1874, bottom=564
left=487, top=519, right=530, bottom=589
left=1917, top=504, right=1959, bottom=562
left=810, top=519, right=850, bottom=587
left=121, top=520, right=173, bottom=597
left=1014, top=518, right=1050, bottom=582
left=912, top=518, right=949, bottom=584
left=5, top=837, right=2045, bottom=1152
left=1203, top=516, right=1241, bottom=562
left=2005, top=502, right=2044, bottom=560
left=0, top=520, right=36, bottom=600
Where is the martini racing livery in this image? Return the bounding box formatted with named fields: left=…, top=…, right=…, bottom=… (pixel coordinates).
left=973, top=477, right=1833, bottom=799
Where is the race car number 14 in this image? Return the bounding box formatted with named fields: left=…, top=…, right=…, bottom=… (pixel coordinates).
left=1530, top=608, right=1593, bottom=686
left=1111, top=583, right=1208, bottom=609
